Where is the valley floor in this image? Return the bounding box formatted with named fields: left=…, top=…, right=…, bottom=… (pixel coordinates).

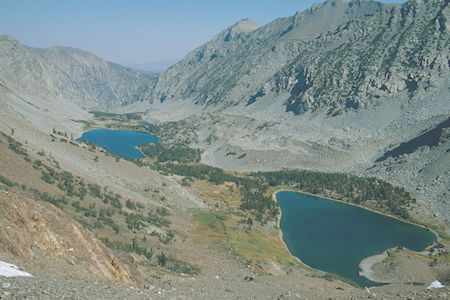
left=0, top=96, right=448, bottom=299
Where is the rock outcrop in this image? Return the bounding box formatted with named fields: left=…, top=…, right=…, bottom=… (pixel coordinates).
left=0, top=190, right=139, bottom=284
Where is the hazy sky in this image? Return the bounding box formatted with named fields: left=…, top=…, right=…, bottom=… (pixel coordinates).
left=1, top=0, right=406, bottom=66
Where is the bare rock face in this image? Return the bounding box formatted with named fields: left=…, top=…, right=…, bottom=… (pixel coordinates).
left=0, top=35, right=155, bottom=111
left=278, top=0, right=449, bottom=115
left=0, top=190, right=140, bottom=284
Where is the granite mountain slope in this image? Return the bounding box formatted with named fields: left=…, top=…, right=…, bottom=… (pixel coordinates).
left=277, top=0, right=449, bottom=114
left=136, top=0, right=392, bottom=110
left=134, top=0, right=448, bottom=117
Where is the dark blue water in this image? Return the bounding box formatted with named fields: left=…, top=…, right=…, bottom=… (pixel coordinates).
left=276, top=191, right=435, bottom=287
left=78, top=129, right=159, bottom=159
left=141, top=121, right=150, bottom=125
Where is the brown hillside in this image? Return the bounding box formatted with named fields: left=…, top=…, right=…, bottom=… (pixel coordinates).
left=0, top=190, right=137, bottom=284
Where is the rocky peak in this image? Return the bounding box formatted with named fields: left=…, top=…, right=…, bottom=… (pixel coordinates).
left=229, top=18, right=260, bottom=34
left=216, top=18, right=260, bottom=44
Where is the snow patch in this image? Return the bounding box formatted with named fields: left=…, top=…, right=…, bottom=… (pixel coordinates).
left=0, top=261, right=32, bottom=277
left=427, top=280, right=444, bottom=289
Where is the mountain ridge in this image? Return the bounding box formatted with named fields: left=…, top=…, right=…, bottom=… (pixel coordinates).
left=133, top=0, right=401, bottom=111
left=132, top=0, right=448, bottom=117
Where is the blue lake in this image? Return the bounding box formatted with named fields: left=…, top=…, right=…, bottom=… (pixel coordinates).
left=276, top=191, right=435, bottom=287
left=78, top=129, right=159, bottom=159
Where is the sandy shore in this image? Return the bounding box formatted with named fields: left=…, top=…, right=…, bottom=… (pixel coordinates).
left=358, top=251, right=390, bottom=283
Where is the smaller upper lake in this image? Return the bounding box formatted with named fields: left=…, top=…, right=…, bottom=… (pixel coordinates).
left=78, top=129, right=159, bottom=159
left=277, top=191, right=435, bottom=287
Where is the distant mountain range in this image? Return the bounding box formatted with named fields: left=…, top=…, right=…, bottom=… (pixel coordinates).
left=0, top=35, right=156, bottom=111
left=1, top=0, right=447, bottom=116
left=122, top=59, right=181, bottom=73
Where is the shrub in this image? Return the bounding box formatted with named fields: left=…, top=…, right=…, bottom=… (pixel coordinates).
left=88, top=183, right=102, bottom=198
left=0, top=175, right=15, bottom=187
left=126, top=199, right=137, bottom=210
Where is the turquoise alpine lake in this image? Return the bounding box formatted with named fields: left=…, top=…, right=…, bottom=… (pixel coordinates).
left=78, top=129, right=159, bottom=159
left=276, top=191, right=435, bottom=287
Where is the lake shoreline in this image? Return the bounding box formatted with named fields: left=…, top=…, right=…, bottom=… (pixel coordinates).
left=272, top=188, right=437, bottom=287
left=77, top=129, right=159, bottom=160
left=272, top=191, right=313, bottom=271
